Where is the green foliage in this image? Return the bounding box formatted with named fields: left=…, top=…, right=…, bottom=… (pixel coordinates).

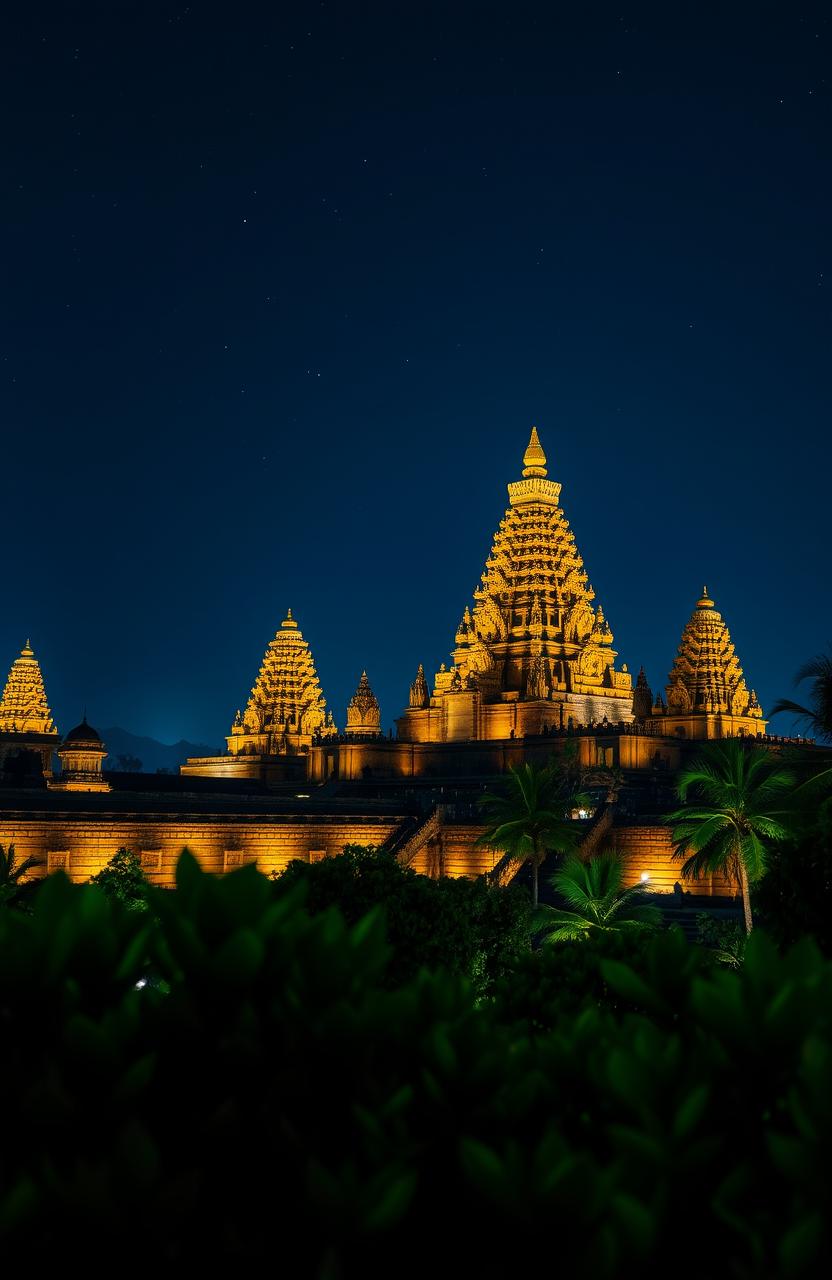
left=695, top=912, right=747, bottom=968
left=89, top=847, right=148, bottom=909
left=770, top=649, right=832, bottom=742
left=3, top=857, right=832, bottom=1272
left=755, top=803, right=832, bottom=953
left=274, top=844, right=532, bottom=992
left=668, top=738, right=796, bottom=932
left=478, top=760, right=582, bottom=904
left=0, top=842, right=43, bottom=910
left=538, top=851, right=662, bottom=942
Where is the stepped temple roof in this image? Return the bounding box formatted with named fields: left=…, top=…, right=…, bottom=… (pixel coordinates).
left=433, top=428, right=632, bottom=715
left=346, top=671, right=382, bottom=737
left=0, top=640, right=57, bottom=736
left=665, top=588, right=763, bottom=721
left=228, top=610, right=336, bottom=755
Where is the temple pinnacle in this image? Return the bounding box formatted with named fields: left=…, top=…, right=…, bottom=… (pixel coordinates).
left=522, top=426, right=548, bottom=478
left=697, top=586, right=714, bottom=609
left=282, top=608, right=297, bottom=629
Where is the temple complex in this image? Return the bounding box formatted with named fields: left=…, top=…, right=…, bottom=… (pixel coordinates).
left=397, top=429, right=633, bottom=742
left=2, top=426, right=813, bottom=904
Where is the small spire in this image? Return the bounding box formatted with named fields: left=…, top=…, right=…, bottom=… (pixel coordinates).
left=281, top=608, right=298, bottom=629
left=21, top=639, right=33, bottom=657
left=522, top=426, right=548, bottom=478
left=697, top=586, right=714, bottom=609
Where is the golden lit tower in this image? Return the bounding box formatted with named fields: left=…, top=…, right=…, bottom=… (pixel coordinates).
left=0, top=640, right=57, bottom=735
left=397, top=429, right=634, bottom=742
left=227, top=609, right=337, bottom=757
left=654, top=587, right=765, bottom=739
left=0, top=639, right=59, bottom=778
left=345, top=671, right=383, bottom=738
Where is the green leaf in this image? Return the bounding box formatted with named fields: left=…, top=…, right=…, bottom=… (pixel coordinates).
left=213, top=927, right=264, bottom=984
left=779, top=1213, right=823, bottom=1276
left=673, top=1085, right=710, bottom=1140
left=364, top=1171, right=417, bottom=1230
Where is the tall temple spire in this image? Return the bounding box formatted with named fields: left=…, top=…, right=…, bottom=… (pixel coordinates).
left=0, top=641, right=58, bottom=736
left=522, top=426, right=548, bottom=477
left=227, top=611, right=336, bottom=756
left=657, top=588, right=765, bottom=738
left=397, top=428, right=633, bottom=742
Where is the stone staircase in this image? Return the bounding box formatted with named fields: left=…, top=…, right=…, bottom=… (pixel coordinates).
left=385, top=807, right=443, bottom=866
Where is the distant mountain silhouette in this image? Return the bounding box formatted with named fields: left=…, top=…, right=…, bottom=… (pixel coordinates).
left=100, top=727, right=222, bottom=774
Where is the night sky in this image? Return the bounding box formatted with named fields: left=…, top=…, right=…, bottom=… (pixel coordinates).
left=2, top=3, right=830, bottom=745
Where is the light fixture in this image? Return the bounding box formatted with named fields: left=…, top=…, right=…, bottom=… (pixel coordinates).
left=640, top=872, right=650, bottom=882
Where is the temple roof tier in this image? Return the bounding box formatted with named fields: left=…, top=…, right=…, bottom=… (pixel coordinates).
left=665, top=589, right=763, bottom=720
left=0, top=640, right=58, bottom=736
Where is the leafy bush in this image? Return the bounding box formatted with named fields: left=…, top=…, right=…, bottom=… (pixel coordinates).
left=274, top=843, right=532, bottom=992
left=755, top=805, right=832, bottom=953
left=89, top=846, right=149, bottom=908
left=1, top=853, right=832, bottom=1274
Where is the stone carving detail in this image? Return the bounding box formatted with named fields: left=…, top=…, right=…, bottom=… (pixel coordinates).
left=346, top=671, right=382, bottom=738
left=660, top=589, right=763, bottom=727
left=229, top=609, right=336, bottom=755
left=398, top=428, right=633, bottom=738
left=0, top=641, right=57, bottom=736
left=409, top=663, right=430, bottom=709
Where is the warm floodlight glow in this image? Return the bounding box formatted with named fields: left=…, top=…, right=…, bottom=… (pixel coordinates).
left=641, top=872, right=650, bottom=882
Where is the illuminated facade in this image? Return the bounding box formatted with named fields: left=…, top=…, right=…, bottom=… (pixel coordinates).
left=3, top=427, right=802, bottom=902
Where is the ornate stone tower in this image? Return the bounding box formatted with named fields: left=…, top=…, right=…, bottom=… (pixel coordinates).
left=227, top=610, right=337, bottom=757
left=345, top=671, right=383, bottom=738
left=631, top=666, right=654, bottom=721
left=653, top=588, right=765, bottom=739
left=52, top=718, right=110, bottom=792
left=0, top=640, right=59, bottom=777
left=397, top=429, right=634, bottom=742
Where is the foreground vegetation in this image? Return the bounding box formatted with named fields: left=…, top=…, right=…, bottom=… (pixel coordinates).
left=0, top=849, right=831, bottom=1274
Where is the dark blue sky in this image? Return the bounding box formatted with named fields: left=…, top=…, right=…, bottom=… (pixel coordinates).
left=2, top=2, right=829, bottom=744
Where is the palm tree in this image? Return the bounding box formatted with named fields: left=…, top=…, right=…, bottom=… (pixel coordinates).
left=0, top=843, right=44, bottom=908
left=538, top=851, right=662, bottom=942
left=769, top=649, right=832, bottom=742
left=478, top=761, right=581, bottom=905
left=667, top=739, right=795, bottom=934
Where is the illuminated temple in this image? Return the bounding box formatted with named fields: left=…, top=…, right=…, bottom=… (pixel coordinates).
left=0, top=429, right=810, bottom=898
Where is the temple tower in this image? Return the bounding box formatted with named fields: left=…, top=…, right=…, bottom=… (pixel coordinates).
left=345, top=671, right=383, bottom=738
left=632, top=666, right=654, bottom=721
left=227, top=609, right=337, bottom=757
left=397, top=429, right=634, bottom=742
left=652, top=588, right=765, bottom=739
left=0, top=640, right=59, bottom=778
left=52, top=718, right=110, bottom=792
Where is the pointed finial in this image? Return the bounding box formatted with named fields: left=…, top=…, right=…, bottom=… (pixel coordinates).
left=697, top=586, right=714, bottom=609
left=21, top=639, right=33, bottom=657
left=522, top=426, right=548, bottom=478
left=281, top=608, right=298, bottom=629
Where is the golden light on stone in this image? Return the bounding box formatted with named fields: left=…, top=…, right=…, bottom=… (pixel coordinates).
left=653, top=588, right=765, bottom=739
left=396, top=427, right=634, bottom=742
left=226, top=609, right=336, bottom=758
left=0, top=640, right=57, bottom=736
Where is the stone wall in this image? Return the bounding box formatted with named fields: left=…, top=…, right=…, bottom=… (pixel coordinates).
left=0, top=814, right=403, bottom=887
